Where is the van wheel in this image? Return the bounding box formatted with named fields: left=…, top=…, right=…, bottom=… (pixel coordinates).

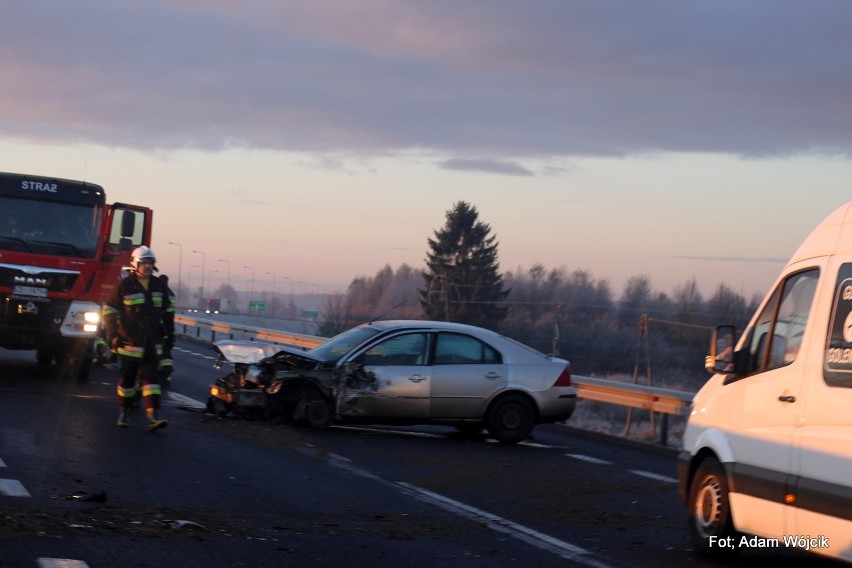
left=687, top=457, right=738, bottom=557
left=486, top=394, right=535, bottom=444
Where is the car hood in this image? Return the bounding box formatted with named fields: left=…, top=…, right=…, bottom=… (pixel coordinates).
left=213, top=340, right=324, bottom=366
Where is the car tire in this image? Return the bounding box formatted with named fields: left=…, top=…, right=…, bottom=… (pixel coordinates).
left=294, top=387, right=331, bottom=428
left=207, top=397, right=229, bottom=419
left=687, top=457, right=739, bottom=557
left=486, top=394, right=535, bottom=444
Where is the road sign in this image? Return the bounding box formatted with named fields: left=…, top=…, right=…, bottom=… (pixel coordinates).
left=249, top=301, right=266, bottom=312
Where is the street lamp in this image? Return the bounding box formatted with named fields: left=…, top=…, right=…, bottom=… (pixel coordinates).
left=192, top=250, right=206, bottom=305
left=244, top=265, right=254, bottom=312
left=168, top=241, right=182, bottom=307
left=266, top=271, right=276, bottom=316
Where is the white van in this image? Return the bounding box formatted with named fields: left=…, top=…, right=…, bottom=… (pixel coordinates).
left=678, top=200, right=852, bottom=563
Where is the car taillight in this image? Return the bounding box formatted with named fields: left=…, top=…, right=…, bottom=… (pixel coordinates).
left=552, top=364, right=572, bottom=387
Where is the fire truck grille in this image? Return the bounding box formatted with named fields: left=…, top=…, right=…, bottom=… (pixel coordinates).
left=0, top=263, right=79, bottom=293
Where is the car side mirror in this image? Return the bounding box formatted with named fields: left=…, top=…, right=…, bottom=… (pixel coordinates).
left=706, top=325, right=736, bottom=373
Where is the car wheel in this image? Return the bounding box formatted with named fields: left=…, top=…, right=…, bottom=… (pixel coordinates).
left=687, top=457, right=738, bottom=557
left=486, top=394, right=535, bottom=444
left=207, top=397, right=229, bottom=419
left=294, top=387, right=331, bottom=428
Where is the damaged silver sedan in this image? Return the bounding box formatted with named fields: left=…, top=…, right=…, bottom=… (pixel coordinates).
left=207, top=320, right=577, bottom=443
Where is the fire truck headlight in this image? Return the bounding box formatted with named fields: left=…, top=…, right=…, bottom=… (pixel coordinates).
left=83, top=310, right=100, bottom=332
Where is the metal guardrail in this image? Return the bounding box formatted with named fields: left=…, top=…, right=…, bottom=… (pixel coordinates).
left=175, top=314, right=323, bottom=349
left=573, top=376, right=692, bottom=416
left=175, top=314, right=694, bottom=446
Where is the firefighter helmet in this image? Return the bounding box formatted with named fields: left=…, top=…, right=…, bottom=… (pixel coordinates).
left=130, top=246, right=157, bottom=270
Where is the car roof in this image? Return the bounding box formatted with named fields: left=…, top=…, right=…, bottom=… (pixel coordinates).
left=366, top=319, right=501, bottom=336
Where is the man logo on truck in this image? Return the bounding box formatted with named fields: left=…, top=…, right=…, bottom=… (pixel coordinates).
left=13, top=276, right=48, bottom=286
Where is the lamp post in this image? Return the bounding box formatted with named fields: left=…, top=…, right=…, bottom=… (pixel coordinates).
left=192, top=250, right=206, bottom=306
left=266, top=271, right=276, bottom=316
left=168, top=241, right=182, bottom=307
left=244, top=265, right=254, bottom=313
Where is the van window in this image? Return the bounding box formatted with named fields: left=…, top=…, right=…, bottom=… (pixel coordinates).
left=745, top=269, right=819, bottom=374
left=824, top=263, right=852, bottom=387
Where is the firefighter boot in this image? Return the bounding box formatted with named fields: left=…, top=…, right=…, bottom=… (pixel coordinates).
left=117, top=410, right=130, bottom=427
left=146, top=408, right=168, bottom=431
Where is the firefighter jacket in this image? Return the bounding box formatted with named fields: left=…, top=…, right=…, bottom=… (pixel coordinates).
left=103, top=272, right=175, bottom=359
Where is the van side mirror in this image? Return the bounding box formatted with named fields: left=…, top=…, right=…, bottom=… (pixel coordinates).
left=706, top=325, right=736, bottom=373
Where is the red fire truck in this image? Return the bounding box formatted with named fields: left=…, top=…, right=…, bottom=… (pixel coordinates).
left=0, top=172, right=153, bottom=380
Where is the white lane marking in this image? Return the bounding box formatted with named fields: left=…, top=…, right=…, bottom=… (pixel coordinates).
left=0, top=457, right=6, bottom=467
left=630, top=470, right=678, bottom=484
left=174, top=345, right=218, bottom=361
left=166, top=391, right=207, bottom=410
left=323, top=452, right=613, bottom=568
left=0, top=478, right=31, bottom=497
left=565, top=453, right=613, bottom=465
left=332, top=425, right=447, bottom=438
left=37, top=559, right=90, bottom=568
left=567, top=455, right=676, bottom=483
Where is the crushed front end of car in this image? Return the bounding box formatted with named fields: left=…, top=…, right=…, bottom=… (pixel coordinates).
left=206, top=340, right=335, bottom=425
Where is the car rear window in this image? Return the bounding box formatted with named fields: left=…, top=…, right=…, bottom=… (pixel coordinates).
left=434, top=332, right=501, bottom=364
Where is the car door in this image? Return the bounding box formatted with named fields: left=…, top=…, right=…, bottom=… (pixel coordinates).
left=725, top=268, right=818, bottom=538
left=429, top=331, right=507, bottom=419
left=344, top=331, right=432, bottom=419
left=790, top=262, right=852, bottom=559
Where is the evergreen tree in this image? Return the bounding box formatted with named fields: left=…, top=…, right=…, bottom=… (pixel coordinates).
left=420, top=201, right=508, bottom=328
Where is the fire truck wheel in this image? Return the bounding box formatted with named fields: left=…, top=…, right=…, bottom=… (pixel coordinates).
left=60, top=340, right=93, bottom=382
left=37, top=349, right=57, bottom=366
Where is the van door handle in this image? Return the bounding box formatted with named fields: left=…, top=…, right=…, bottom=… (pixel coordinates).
left=778, top=395, right=796, bottom=403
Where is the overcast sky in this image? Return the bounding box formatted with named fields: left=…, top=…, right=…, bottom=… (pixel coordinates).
left=2, top=1, right=851, bottom=302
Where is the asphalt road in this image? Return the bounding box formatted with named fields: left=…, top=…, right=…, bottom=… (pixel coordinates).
left=0, top=339, right=842, bottom=568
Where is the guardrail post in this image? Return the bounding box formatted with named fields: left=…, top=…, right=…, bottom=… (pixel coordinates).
left=659, top=413, right=668, bottom=447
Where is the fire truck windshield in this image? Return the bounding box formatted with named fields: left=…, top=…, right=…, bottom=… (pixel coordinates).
left=0, top=196, right=102, bottom=258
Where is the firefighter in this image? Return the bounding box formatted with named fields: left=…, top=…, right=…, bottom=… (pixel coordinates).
left=158, top=274, right=177, bottom=388
left=103, top=246, right=175, bottom=430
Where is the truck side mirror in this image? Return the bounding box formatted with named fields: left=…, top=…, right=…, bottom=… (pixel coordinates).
left=706, top=325, right=736, bottom=373
left=120, top=210, right=136, bottom=238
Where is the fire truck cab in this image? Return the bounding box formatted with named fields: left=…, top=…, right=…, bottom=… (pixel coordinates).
left=0, top=172, right=153, bottom=380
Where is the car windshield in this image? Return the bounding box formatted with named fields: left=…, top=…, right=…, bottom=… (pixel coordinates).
left=308, top=325, right=381, bottom=363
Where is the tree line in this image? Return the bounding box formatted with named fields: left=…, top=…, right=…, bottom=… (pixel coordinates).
left=318, top=201, right=763, bottom=390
